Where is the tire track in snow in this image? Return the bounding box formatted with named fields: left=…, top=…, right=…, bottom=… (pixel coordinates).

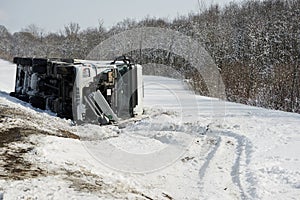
left=198, top=136, right=222, bottom=181
left=198, top=130, right=257, bottom=199
left=221, top=131, right=257, bottom=199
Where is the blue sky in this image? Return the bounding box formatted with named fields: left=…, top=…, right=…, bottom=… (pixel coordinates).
left=0, top=0, right=241, bottom=33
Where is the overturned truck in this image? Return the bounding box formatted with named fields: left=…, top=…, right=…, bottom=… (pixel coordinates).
left=10, top=56, right=143, bottom=125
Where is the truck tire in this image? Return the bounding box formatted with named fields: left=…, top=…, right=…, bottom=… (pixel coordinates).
left=32, top=58, right=47, bottom=66
left=29, top=96, right=46, bottom=110
left=9, top=92, right=16, bottom=97
left=60, top=58, right=74, bottom=63
left=13, top=57, right=21, bottom=64
left=32, top=58, right=47, bottom=74
left=19, top=58, right=32, bottom=66
left=16, top=94, right=29, bottom=102
left=32, top=65, right=47, bottom=74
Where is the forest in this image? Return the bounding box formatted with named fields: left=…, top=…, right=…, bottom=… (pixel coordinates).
left=0, top=0, right=299, bottom=113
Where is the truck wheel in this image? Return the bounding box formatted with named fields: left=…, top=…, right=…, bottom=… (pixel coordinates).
left=13, top=57, right=21, bottom=64
left=32, top=65, right=47, bottom=74
left=30, top=96, right=46, bottom=110
left=19, top=58, right=32, bottom=66
left=17, top=94, right=29, bottom=102
left=32, top=58, right=47, bottom=66
left=9, top=92, right=16, bottom=97
left=60, top=58, right=74, bottom=63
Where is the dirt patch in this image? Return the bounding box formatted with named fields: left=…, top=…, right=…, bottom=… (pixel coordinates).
left=0, top=127, right=50, bottom=147
left=0, top=126, right=79, bottom=180
left=0, top=106, right=32, bottom=120
left=0, top=155, right=45, bottom=180
left=65, top=170, right=104, bottom=193
left=0, top=104, right=79, bottom=180
left=0, top=104, right=24, bottom=117
left=0, top=125, right=47, bottom=180
left=57, top=129, right=80, bottom=140
left=0, top=127, right=24, bottom=147
left=64, top=169, right=156, bottom=199
left=0, top=101, right=79, bottom=139
left=181, top=156, right=195, bottom=162
left=0, top=143, right=46, bottom=180
left=0, top=126, right=80, bottom=146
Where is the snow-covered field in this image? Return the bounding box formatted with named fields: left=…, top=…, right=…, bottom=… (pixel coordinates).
left=0, top=59, right=299, bottom=199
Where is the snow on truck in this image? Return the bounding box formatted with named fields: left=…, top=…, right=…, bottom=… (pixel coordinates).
left=10, top=56, right=143, bottom=125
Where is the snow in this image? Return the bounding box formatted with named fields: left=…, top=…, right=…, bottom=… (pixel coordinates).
left=0, top=58, right=300, bottom=199
left=0, top=59, right=16, bottom=93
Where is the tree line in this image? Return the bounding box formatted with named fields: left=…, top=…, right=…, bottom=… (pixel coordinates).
left=0, top=0, right=299, bottom=113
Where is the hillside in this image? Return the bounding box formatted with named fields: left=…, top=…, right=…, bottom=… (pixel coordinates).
left=0, top=59, right=300, bottom=199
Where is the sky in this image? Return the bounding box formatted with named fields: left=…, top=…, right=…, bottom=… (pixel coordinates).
left=0, top=0, right=241, bottom=33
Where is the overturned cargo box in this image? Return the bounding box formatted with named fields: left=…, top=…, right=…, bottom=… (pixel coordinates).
left=10, top=56, right=143, bottom=125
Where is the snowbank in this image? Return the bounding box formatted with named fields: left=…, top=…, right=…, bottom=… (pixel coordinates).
left=0, top=59, right=16, bottom=93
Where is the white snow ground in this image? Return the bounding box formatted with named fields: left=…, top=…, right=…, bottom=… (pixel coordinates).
left=0, top=59, right=300, bottom=199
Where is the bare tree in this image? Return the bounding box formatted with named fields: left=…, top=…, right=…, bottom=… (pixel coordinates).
left=21, top=24, right=44, bottom=39
left=64, top=22, right=80, bottom=38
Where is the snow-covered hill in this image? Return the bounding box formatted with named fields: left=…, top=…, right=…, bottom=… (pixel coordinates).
left=0, top=59, right=299, bottom=199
